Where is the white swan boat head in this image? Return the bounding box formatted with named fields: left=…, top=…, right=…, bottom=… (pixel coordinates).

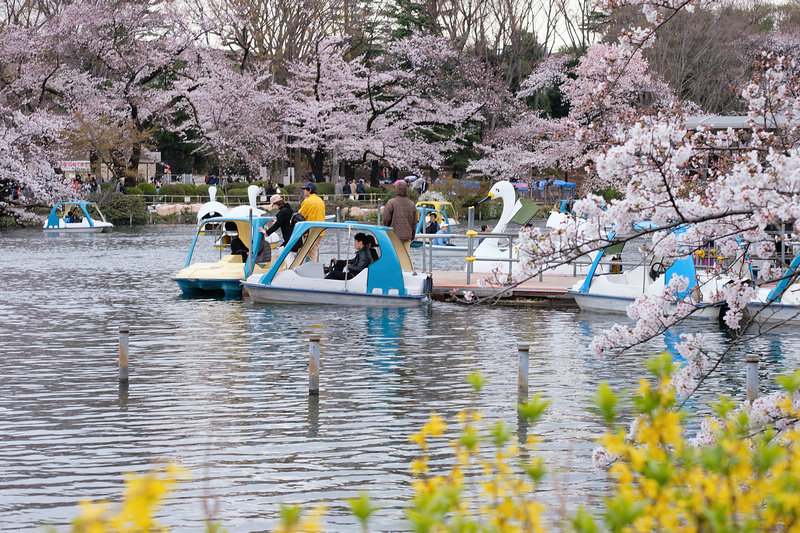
left=226, top=185, right=266, bottom=218
left=243, top=221, right=432, bottom=307
left=42, top=201, right=114, bottom=233
left=196, top=185, right=228, bottom=228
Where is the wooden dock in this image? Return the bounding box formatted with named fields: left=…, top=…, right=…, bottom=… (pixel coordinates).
left=430, top=270, right=582, bottom=306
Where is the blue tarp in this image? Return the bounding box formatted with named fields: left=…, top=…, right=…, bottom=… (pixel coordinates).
left=533, top=179, right=576, bottom=190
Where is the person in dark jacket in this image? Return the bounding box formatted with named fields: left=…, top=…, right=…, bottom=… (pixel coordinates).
left=230, top=233, right=248, bottom=259
left=424, top=212, right=440, bottom=234
left=325, top=233, right=374, bottom=280
left=264, top=194, right=302, bottom=252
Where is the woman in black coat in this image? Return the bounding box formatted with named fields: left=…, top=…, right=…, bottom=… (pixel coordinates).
left=264, top=195, right=302, bottom=252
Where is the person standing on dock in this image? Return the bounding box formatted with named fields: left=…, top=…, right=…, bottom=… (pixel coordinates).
left=298, top=181, right=325, bottom=262
left=382, top=180, right=418, bottom=257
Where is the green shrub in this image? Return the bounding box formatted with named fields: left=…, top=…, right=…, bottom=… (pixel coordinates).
left=316, top=182, right=335, bottom=195
left=97, top=193, right=148, bottom=225
left=280, top=183, right=299, bottom=195
left=100, top=182, right=114, bottom=193
left=224, top=181, right=250, bottom=191
left=125, top=187, right=141, bottom=195
left=195, top=184, right=210, bottom=198
left=225, top=186, right=249, bottom=196
left=138, top=182, right=158, bottom=195
left=158, top=184, right=185, bottom=196
left=181, top=184, right=197, bottom=195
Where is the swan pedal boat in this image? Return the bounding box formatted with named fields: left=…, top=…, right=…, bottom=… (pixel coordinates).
left=173, top=213, right=278, bottom=296
left=747, top=252, right=800, bottom=324
left=243, top=221, right=432, bottom=307
left=568, top=230, right=752, bottom=319
left=42, top=202, right=114, bottom=233
left=471, top=181, right=597, bottom=275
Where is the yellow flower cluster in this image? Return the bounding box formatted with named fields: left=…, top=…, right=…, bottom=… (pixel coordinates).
left=594, top=355, right=800, bottom=533
left=65, top=360, right=800, bottom=532
left=69, top=463, right=188, bottom=533
left=405, top=390, right=550, bottom=533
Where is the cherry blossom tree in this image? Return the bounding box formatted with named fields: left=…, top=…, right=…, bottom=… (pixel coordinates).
left=471, top=44, right=674, bottom=180
left=175, top=48, right=285, bottom=176
left=501, top=14, right=800, bottom=402
left=280, top=34, right=490, bottom=185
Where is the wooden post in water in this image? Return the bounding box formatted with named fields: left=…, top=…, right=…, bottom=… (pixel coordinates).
left=746, top=353, right=759, bottom=403
left=129, top=214, right=133, bottom=226
left=119, top=326, right=129, bottom=383
left=518, top=343, right=529, bottom=401
left=309, top=334, right=321, bottom=395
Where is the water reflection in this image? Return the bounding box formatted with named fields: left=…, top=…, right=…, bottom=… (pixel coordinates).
left=1, top=225, right=800, bottom=531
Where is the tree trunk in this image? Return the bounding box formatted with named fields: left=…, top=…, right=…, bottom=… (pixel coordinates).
left=310, top=147, right=325, bottom=183
left=369, top=160, right=380, bottom=188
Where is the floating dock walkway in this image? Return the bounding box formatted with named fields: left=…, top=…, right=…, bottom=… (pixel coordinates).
left=430, top=271, right=582, bottom=306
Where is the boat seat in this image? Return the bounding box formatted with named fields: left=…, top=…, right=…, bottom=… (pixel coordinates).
left=294, top=261, right=326, bottom=279
left=221, top=254, right=243, bottom=263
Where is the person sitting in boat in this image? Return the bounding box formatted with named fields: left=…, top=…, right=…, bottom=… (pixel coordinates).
left=433, top=223, right=450, bottom=246
left=230, top=232, right=249, bottom=259
left=325, top=232, right=374, bottom=280
left=424, top=212, right=440, bottom=234
left=255, top=226, right=272, bottom=265
left=479, top=224, right=490, bottom=244
left=364, top=234, right=380, bottom=262
left=65, top=207, right=82, bottom=223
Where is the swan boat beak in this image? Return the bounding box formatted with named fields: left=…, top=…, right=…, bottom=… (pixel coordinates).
left=476, top=192, right=494, bottom=206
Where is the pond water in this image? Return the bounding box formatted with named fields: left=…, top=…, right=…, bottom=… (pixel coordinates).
left=1, top=224, right=799, bottom=531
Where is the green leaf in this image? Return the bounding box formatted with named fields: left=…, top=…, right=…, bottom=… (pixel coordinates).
left=642, top=458, right=673, bottom=486
left=459, top=426, right=481, bottom=450
left=347, top=491, right=381, bottom=529
left=712, top=395, right=737, bottom=418
left=777, top=370, right=800, bottom=394
left=466, top=371, right=487, bottom=392
left=520, top=456, right=547, bottom=483
left=645, top=353, right=676, bottom=379
left=593, top=383, right=618, bottom=425
left=572, top=506, right=598, bottom=533
left=488, top=420, right=513, bottom=447
left=517, top=394, right=550, bottom=424
left=278, top=504, right=303, bottom=528
left=604, top=494, right=646, bottom=533
left=752, top=439, right=785, bottom=474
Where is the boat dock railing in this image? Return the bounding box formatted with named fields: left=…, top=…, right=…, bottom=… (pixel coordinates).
left=414, top=230, right=661, bottom=285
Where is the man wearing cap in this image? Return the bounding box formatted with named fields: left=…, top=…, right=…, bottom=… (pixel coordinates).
left=298, top=181, right=326, bottom=262
left=382, top=180, right=419, bottom=257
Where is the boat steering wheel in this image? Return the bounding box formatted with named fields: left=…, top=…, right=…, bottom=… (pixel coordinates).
left=649, top=262, right=667, bottom=281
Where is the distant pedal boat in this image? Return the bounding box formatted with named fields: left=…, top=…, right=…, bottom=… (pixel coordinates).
left=568, top=226, right=753, bottom=320
left=243, top=221, right=432, bottom=307
left=42, top=201, right=113, bottom=233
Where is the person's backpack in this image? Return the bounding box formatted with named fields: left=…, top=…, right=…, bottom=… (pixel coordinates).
left=290, top=211, right=306, bottom=228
